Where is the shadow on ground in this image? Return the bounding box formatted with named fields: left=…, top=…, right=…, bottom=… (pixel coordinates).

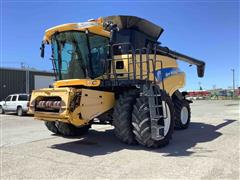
left=51, top=119, right=237, bottom=157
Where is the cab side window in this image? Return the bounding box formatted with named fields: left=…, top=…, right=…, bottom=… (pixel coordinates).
left=12, top=96, right=17, bottom=101
left=18, top=95, right=28, bottom=101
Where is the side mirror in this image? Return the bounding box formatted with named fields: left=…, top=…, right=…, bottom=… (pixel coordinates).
left=109, top=24, right=118, bottom=45
left=103, top=21, right=118, bottom=45
left=40, top=42, right=45, bottom=58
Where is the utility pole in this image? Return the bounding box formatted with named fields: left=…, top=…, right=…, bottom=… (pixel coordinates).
left=26, top=64, right=30, bottom=94
left=22, top=62, right=29, bottom=94
left=231, top=69, right=235, bottom=97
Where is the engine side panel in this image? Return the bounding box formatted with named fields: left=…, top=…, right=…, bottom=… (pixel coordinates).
left=69, top=89, right=115, bottom=126
left=111, top=54, right=185, bottom=95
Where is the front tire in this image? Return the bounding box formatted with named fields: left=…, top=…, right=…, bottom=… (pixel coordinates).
left=112, top=89, right=139, bottom=144
left=0, top=106, right=4, bottom=114
left=132, top=93, right=175, bottom=148
left=56, top=122, right=90, bottom=136
left=45, top=121, right=59, bottom=134
left=173, top=99, right=191, bottom=129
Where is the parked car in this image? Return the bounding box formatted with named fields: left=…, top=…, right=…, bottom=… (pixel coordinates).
left=0, top=94, right=30, bottom=116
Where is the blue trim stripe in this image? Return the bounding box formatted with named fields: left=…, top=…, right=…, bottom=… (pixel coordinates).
left=154, top=68, right=181, bottom=81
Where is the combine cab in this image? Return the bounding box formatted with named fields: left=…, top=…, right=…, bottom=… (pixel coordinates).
left=29, top=15, right=205, bottom=148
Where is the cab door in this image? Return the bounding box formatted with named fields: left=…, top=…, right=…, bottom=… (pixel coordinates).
left=3, top=95, right=12, bottom=111
left=8, top=95, right=17, bottom=111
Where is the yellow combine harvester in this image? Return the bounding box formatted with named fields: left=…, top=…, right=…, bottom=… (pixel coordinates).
left=29, top=16, right=205, bottom=147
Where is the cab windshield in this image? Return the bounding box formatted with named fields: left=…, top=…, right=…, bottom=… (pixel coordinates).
left=51, top=31, right=109, bottom=80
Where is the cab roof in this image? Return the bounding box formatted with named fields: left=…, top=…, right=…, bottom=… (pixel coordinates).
left=43, top=20, right=109, bottom=43
left=43, top=15, right=163, bottom=43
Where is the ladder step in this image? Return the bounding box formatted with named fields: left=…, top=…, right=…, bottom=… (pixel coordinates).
left=149, top=105, right=162, bottom=108
left=151, top=116, right=164, bottom=120
left=145, top=94, right=162, bottom=97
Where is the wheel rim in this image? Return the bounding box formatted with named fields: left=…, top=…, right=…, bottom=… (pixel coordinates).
left=162, top=101, right=171, bottom=136
left=180, top=106, right=189, bottom=125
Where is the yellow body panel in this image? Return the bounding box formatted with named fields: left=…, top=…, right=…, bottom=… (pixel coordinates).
left=113, top=54, right=178, bottom=79
left=73, top=89, right=115, bottom=125
left=111, top=54, right=185, bottom=96
left=111, top=54, right=178, bottom=80
left=159, top=73, right=185, bottom=96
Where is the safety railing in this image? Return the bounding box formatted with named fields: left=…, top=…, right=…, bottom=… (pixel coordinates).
left=102, top=42, right=164, bottom=85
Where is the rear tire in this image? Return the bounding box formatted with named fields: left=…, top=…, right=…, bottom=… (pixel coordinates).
left=0, top=106, right=4, bottom=114
left=132, top=93, right=174, bottom=148
left=17, top=106, right=23, bottom=116
left=112, top=89, right=139, bottom=144
left=45, top=121, right=59, bottom=134
left=56, top=122, right=90, bottom=136
left=173, top=99, right=191, bottom=129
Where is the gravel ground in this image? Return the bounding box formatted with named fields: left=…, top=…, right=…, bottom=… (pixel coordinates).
left=0, top=100, right=239, bottom=179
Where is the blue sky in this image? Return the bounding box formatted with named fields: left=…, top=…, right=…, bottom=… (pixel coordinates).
left=1, top=1, right=239, bottom=90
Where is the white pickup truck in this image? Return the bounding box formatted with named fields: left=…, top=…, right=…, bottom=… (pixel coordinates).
left=0, top=94, right=30, bottom=116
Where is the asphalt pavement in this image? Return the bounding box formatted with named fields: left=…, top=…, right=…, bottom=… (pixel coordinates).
left=0, top=100, right=239, bottom=179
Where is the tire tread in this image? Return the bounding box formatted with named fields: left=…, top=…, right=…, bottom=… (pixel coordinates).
left=173, top=98, right=191, bottom=129
left=112, top=89, right=139, bottom=144
left=132, top=93, right=174, bottom=148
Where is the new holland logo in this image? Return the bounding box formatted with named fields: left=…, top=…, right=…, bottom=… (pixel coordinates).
left=154, top=68, right=180, bottom=81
